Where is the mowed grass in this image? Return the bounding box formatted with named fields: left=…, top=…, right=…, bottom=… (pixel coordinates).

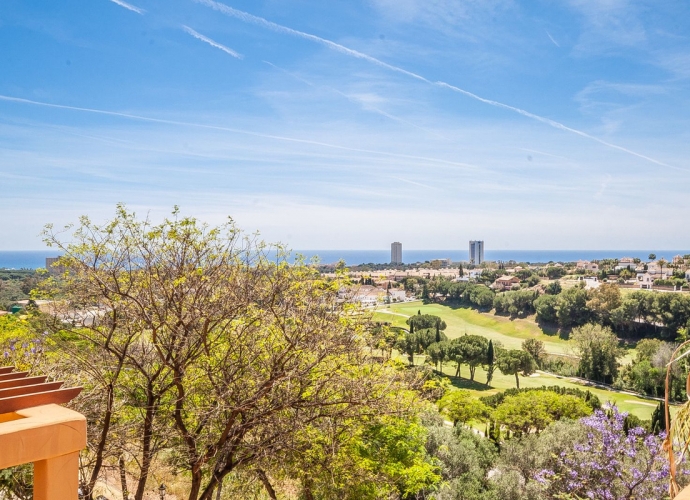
left=407, top=354, right=661, bottom=419
left=377, top=301, right=659, bottom=419
left=373, top=301, right=571, bottom=355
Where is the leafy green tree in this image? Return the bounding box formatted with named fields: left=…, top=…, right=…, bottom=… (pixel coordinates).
left=521, top=339, right=545, bottom=368
left=534, top=294, right=558, bottom=323
left=571, top=324, right=623, bottom=384
left=492, top=419, right=586, bottom=499
left=438, top=390, right=489, bottom=425
left=416, top=328, right=448, bottom=351
left=586, top=282, right=622, bottom=325
left=407, top=314, right=447, bottom=331
left=545, top=266, right=566, bottom=280
left=285, top=416, right=441, bottom=500
left=450, top=335, right=489, bottom=381
left=556, top=287, right=590, bottom=327
left=397, top=332, right=419, bottom=366
left=468, top=285, right=495, bottom=309
left=544, top=280, right=562, bottom=295
left=370, top=323, right=405, bottom=360
left=492, top=390, right=592, bottom=434
left=42, top=205, right=417, bottom=500
left=426, top=341, right=452, bottom=373
left=496, top=350, right=536, bottom=388
left=423, top=417, right=497, bottom=500
left=648, top=253, right=656, bottom=261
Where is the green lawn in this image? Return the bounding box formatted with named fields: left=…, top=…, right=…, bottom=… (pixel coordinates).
left=408, top=354, right=661, bottom=419
left=377, top=301, right=660, bottom=419
left=374, top=301, right=571, bottom=354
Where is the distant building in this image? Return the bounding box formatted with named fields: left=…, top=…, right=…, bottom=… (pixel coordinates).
left=45, top=257, right=63, bottom=275
left=576, top=260, right=599, bottom=272
left=469, top=240, right=484, bottom=265
left=391, top=242, right=402, bottom=265
left=492, top=275, right=520, bottom=291
left=637, top=273, right=654, bottom=289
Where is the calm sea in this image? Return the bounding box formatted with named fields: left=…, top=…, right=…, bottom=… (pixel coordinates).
left=2, top=249, right=688, bottom=269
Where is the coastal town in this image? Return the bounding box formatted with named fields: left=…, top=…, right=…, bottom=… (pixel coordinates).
left=330, top=241, right=690, bottom=308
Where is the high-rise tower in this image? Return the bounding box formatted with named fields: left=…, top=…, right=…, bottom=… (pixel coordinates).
left=469, top=240, right=484, bottom=265
left=391, top=242, right=403, bottom=264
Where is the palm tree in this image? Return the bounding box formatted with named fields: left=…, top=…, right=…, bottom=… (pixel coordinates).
left=658, top=258, right=668, bottom=279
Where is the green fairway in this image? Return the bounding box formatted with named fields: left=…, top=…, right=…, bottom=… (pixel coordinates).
left=406, top=353, right=661, bottom=420
left=374, top=301, right=571, bottom=354
left=378, top=301, right=660, bottom=419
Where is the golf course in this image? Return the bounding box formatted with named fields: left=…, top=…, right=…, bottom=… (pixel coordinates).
left=373, top=301, right=664, bottom=419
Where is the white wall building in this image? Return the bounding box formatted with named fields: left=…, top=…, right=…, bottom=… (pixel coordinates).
left=469, top=240, right=484, bottom=265
left=391, top=242, right=402, bottom=265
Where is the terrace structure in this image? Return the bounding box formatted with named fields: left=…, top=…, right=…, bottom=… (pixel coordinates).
left=0, top=366, right=84, bottom=500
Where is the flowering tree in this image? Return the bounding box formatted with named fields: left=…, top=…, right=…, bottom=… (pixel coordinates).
left=537, top=406, right=671, bottom=499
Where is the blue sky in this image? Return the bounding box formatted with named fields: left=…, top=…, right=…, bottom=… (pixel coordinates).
left=1, top=0, right=690, bottom=250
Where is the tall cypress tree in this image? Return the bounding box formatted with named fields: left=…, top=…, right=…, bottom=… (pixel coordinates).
left=435, top=321, right=441, bottom=343
left=486, top=340, right=495, bottom=386
left=651, top=401, right=669, bottom=435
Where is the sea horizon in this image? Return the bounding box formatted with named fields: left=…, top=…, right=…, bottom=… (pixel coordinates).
left=2, top=249, right=689, bottom=269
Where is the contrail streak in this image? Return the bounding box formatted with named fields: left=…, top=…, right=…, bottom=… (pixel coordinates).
left=546, top=30, right=560, bottom=47
left=263, top=61, right=429, bottom=132
left=0, top=94, right=481, bottom=171
left=195, top=0, right=682, bottom=172
left=182, top=25, right=243, bottom=59
left=108, top=0, right=145, bottom=14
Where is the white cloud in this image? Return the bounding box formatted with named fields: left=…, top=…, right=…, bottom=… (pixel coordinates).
left=566, top=0, right=646, bottom=55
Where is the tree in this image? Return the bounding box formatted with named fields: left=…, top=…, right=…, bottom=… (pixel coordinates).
left=534, top=294, right=558, bottom=323
left=42, top=206, right=417, bottom=500
left=397, top=332, right=419, bottom=366
left=649, top=253, right=656, bottom=261
left=658, top=257, right=668, bottom=278
left=571, top=323, right=623, bottom=384
left=539, top=406, right=671, bottom=499
left=280, top=415, right=441, bottom=500
left=438, top=390, right=489, bottom=426
left=521, top=339, right=545, bottom=368
left=450, top=335, right=489, bottom=381
left=423, top=415, right=498, bottom=499
left=556, top=287, right=590, bottom=327
left=426, top=341, right=451, bottom=373
left=650, top=401, right=670, bottom=435
left=458, top=264, right=464, bottom=278
left=496, top=350, right=536, bottom=388
left=486, top=340, right=496, bottom=386
left=586, top=282, right=622, bottom=325
left=545, top=266, right=566, bottom=280
left=544, top=280, right=562, bottom=295
left=407, top=314, right=447, bottom=331
left=492, top=390, right=591, bottom=434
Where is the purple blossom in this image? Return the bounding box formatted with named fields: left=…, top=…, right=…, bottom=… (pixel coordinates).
left=536, top=405, right=678, bottom=499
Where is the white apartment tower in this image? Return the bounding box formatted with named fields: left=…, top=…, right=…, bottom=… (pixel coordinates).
left=391, top=242, right=403, bottom=264
left=469, top=240, right=484, bottom=265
